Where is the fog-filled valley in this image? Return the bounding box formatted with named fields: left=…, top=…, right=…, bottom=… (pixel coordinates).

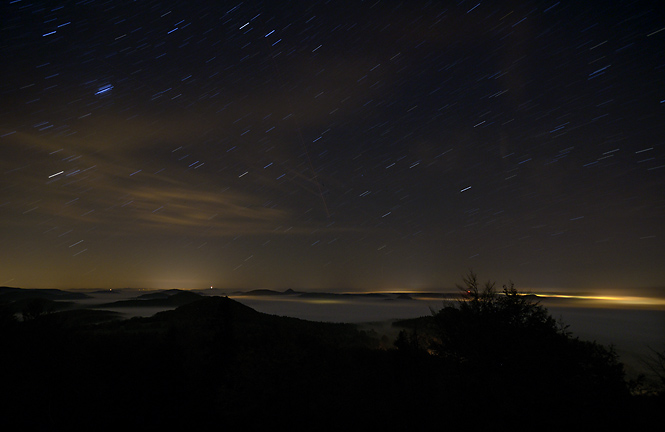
left=2, top=285, right=663, bottom=429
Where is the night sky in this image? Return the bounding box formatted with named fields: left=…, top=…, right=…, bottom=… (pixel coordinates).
left=2, top=0, right=664, bottom=294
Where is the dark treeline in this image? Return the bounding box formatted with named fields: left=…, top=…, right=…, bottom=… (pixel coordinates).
left=1, top=275, right=663, bottom=430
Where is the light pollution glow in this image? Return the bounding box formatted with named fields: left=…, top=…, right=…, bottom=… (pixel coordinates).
left=1, top=0, right=664, bottom=295
left=535, top=293, right=665, bottom=309
left=231, top=291, right=665, bottom=310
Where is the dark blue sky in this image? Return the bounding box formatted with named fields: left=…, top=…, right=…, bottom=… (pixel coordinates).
left=1, top=0, right=664, bottom=293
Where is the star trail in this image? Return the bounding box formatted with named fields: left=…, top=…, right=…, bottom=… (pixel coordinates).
left=1, top=0, right=663, bottom=294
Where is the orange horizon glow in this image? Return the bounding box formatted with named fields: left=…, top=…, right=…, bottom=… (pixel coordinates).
left=533, top=293, right=665, bottom=309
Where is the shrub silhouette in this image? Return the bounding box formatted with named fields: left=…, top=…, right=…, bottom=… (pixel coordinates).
left=428, top=271, right=630, bottom=425
left=20, top=298, right=52, bottom=321
left=430, top=272, right=563, bottom=364
left=642, top=344, right=665, bottom=395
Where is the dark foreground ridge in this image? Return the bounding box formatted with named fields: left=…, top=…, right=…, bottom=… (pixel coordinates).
left=1, top=286, right=663, bottom=430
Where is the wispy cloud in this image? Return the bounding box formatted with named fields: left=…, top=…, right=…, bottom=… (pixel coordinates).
left=0, top=122, right=337, bottom=237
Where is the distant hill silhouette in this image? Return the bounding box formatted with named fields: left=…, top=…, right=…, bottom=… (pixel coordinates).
left=92, top=290, right=203, bottom=309
left=240, top=288, right=285, bottom=296
left=153, top=295, right=261, bottom=322
left=0, top=286, right=90, bottom=302
left=6, top=297, right=77, bottom=315
left=135, top=289, right=181, bottom=300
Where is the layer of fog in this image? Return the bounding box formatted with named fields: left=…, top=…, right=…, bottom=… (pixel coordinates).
left=73, top=290, right=664, bottom=378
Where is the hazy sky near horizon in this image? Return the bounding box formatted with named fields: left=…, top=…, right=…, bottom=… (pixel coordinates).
left=1, top=1, right=664, bottom=293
